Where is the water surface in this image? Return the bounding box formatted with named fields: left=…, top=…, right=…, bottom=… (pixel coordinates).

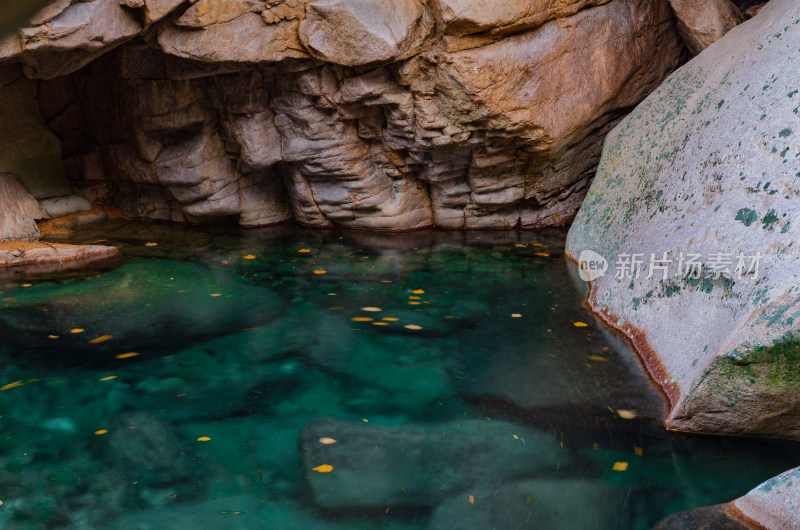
left=0, top=222, right=798, bottom=529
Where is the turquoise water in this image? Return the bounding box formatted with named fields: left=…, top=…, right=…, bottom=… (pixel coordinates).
left=0, top=222, right=798, bottom=529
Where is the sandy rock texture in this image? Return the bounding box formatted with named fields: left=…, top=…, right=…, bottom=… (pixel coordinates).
left=669, top=0, right=745, bottom=55
left=0, top=0, right=685, bottom=231
left=566, top=0, right=800, bottom=439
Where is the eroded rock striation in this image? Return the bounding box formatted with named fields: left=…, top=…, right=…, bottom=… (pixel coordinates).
left=0, top=0, right=685, bottom=231
left=566, top=0, right=800, bottom=439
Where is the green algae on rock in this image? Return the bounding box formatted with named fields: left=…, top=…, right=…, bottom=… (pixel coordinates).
left=566, top=0, right=800, bottom=439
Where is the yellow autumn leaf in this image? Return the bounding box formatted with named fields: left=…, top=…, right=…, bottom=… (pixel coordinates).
left=412, top=289, right=425, bottom=294
left=243, top=255, right=257, bottom=260
left=299, top=249, right=311, bottom=253
left=468, top=495, right=475, bottom=504
left=587, top=355, right=608, bottom=362
left=404, top=324, right=423, bottom=330
left=210, top=293, right=222, bottom=297
left=408, top=301, right=421, bottom=305
left=115, top=352, right=140, bottom=359
left=21, top=283, right=32, bottom=287
left=89, top=335, right=113, bottom=344
left=70, top=328, right=85, bottom=334
left=313, top=270, right=327, bottom=275
left=312, top=464, right=334, bottom=473
left=351, top=317, right=373, bottom=322
left=612, top=462, right=629, bottom=471
left=197, top=436, right=211, bottom=442
left=372, top=322, right=388, bottom=326
left=634, top=446, right=643, bottom=456
left=319, top=437, right=337, bottom=445
left=573, top=322, right=589, bottom=328
left=408, top=296, right=421, bottom=300
left=535, top=252, right=550, bottom=257
left=95, top=430, right=108, bottom=435
left=383, top=317, right=400, bottom=321
left=0, top=381, right=24, bottom=391
left=616, top=409, right=637, bottom=419
left=511, top=314, right=522, bottom=318
left=145, top=242, right=158, bottom=247
left=48, top=335, right=59, bottom=339
left=361, top=307, right=382, bottom=312
left=99, top=376, right=117, bottom=381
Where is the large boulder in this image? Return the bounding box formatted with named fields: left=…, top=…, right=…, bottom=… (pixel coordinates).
left=566, top=0, right=800, bottom=438
left=0, top=173, right=45, bottom=240
left=668, top=0, right=745, bottom=55
left=731, top=466, right=800, bottom=528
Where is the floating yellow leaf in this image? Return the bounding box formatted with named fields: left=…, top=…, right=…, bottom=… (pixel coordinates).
left=612, top=462, right=629, bottom=472
left=89, top=335, right=113, bottom=345
left=100, top=376, right=117, bottom=381
left=468, top=495, right=475, bottom=504
left=404, top=324, right=423, bottom=330
left=362, top=418, right=369, bottom=422
left=243, top=255, right=257, bottom=260
left=145, top=242, right=158, bottom=247
left=319, top=437, right=337, bottom=445
left=197, top=436, right=211, bottom=442
left=312, top=464, right=334, bottom=473
left=535, top=252, right=550, bottom=257
left=412, top=289, right=425, bottom=294
left=511, top=314, right=522, bottom=318
left=634, top=446, right=643, bottom=456
left=587, top=355, right=608, bottom=362
left=211, top=293, right=222, bottom=297
left=513, top=434, right=519, bottom=440
left=351, top=317, right=373, bottom=322
left=95, top=429, right=108, bottom=435
left=313, top=270, right=327, bottom=275
left=532, top=243, right=545, bottom=247
left=299, top=249, right=311, bottom=253
left=361, top=307, right=382, bottom=312
left=408, top=296, right=421, bottom=300
left=70, top=328, right=85, bottom=334
left=21, top=283, right=32, bottom=287
left=372, top=322, right=388, bottom=326
left=115, top=352, right=140, bottom=359
left=408, top=301, right=421, bottom=305
left=515, top=244, right=527, bottom=248
left=383, top=317, right=400, bottom=322
left=617, top=409, right=637, bottom=419
left=0, top=381, right=23, bottom=391
left=573, top=322, right=589, bottom=328
left=48, top=335, right=59, bottom=339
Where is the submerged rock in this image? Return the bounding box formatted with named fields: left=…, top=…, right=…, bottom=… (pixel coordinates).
left=429, top=480, right=632, bottom=530
left=299, top=417, right=571, bottom=508
left=566, top=0, right=800, bottom=438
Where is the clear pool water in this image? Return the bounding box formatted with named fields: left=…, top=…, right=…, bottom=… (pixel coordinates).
left=0, top=222, right=798, bottom=529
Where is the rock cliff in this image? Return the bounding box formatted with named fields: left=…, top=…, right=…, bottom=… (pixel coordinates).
left=0, top=0, right=686, bottom=231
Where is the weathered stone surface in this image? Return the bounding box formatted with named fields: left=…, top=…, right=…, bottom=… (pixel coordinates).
left=732, top=466, right=800, bottom=528
left=653, top=504, right=751, bottom=529
left=299, top=0, right=434, bottom=66
left=0, top=241, right=120, bottom=278
left=6, top=0, right=683, bottom=230
left=566, top=0, right=800, bottom=439
left=0, top=65, right=71, bottom=199
left=300, top=418, right=570, bottom=508
left=0, top=174, right=46, bottom=241
left=668, top=0, right=745, bottom=55
left=38, top=194, right=91, bottom=219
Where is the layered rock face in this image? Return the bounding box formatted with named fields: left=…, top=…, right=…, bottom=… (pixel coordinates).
left=566, top=0, right=800, bottom=439
left=0, top=0, right=684, bottom=231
